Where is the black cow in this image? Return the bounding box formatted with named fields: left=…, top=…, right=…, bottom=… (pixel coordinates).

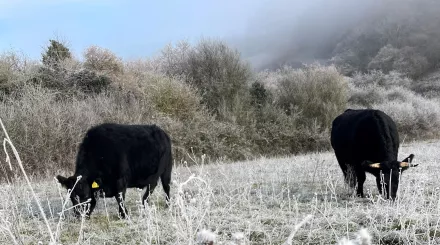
left=56, top=123, right=173, bottom=218
left=330, top=109, right=418, bottom=200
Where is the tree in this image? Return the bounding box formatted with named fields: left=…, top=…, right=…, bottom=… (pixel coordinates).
left=41, top=40, right=71, bottom=68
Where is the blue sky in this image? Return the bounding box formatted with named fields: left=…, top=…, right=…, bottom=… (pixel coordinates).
left=0, top=0, right=268, bottom=60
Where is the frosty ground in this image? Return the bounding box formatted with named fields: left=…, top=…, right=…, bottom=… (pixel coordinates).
left=0, top=139, right=439, bottom=244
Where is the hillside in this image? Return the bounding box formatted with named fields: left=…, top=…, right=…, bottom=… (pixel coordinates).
left=238, top=0, right=440, bottom=80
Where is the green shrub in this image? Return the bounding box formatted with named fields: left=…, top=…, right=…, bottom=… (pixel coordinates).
left=32, top=66, right=67, bottom=91
left=41, top=39, right=72, bottom=69
left=250, top=81, right=270, bottom=110
left=32, top=57, right=111, bottom=95
left=67, top=69, right=112, bottom=94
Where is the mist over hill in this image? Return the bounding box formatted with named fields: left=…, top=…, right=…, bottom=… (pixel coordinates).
left=231, top=0, right=440, bottom=78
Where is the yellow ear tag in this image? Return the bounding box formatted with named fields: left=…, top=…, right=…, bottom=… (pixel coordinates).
left=92, top=181, right=99, bottom=189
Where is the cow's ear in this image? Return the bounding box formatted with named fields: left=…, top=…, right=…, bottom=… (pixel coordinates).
left=399, top=154, right=418, bottom=170
left=369, top=162, right=381, bottom=169
left=399, top=162, right=409, bottom=169
left=362, top=160, right=381, bottom=170
left=401, top=154, right=415, bottom=164
left=56, top=175, right=71, bottom=189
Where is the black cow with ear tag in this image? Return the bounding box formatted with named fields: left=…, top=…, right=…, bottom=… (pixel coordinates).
left=331, top=109, right=418, bottom=200
left=57, top=123, right=173, bottom=219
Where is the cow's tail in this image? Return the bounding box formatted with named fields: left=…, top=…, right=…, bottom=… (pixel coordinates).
left=160, top=132, right=173, bottom=203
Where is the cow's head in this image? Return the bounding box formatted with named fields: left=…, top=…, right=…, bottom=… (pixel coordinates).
left=362, top=154, right=417, bottom=200
left=56, top=175, right=101, bottom=217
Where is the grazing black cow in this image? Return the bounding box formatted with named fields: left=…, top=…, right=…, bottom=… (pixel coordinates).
left=330, top=109, right=418, bottom=200
left=56, top=123, right=173, bottom=218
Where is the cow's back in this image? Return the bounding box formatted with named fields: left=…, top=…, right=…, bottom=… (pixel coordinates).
left=331, top=109, right=399, bottom=164
left=75, top=123, right=172, bottom=187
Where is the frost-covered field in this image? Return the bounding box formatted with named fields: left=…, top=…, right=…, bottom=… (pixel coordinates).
left=0, top=139, right=438, bottom=244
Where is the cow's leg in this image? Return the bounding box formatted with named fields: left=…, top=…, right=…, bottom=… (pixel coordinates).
left=346, top=165, right=357, bottom=189
left=115, top=178, right=128, bottom=219
left=355, top=168, right=366, bottom=198
left=115, top=191, right=128, bottom=219
left=376, top=176, right=383, bottom=195
left=86, top=196, right=97, bottom=218
left=161, top=170, right=172, bottom=206
left=160, top=148, right=172, bottom=206
left=142, top=183, right=157, bottom=207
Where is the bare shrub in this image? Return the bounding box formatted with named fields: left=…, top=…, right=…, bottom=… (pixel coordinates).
left=254, top=69, right=284, bottom=90
left=0, top=82, right=255, bottom=177
left=274, top=65, right=348, bottom=128
left=159, top=41, right=191, bottom=78
left=83, top=45, right=123, bottom=75
left=2, top=37, right=439, bottom=177
left=367, top=45, right=400, bottom=73
left=0, top=51, right=39, bottom=95
left=348, top=71, right=412, bottom=107
left=144, top=74, right=203, bottom=121
left=32, top=57, right=83, bottom=92
left=411, top=71, right=440, bottom=98
left=367, top=45, right=430, bottom=78
left=112, top=62, right=203, bottom=121
left=411, top=81, right=440, bottom=98
left=124, top=58, right=162, bottom=76
left=249, top=65, right=346, bottom=154
left=330, top=49, right=363, bottom=76
left=0, top=83, right=160, bottom=176
left=348, top=72, right=440, bottom=139
left=0, top=52, right=20, bottom=84
left=373, top=95, right=440, bottom=139
left=350, top=70, right=412, bottom=90
left=159, top=39, right=252, bottom=117
left=391, top=47, right=430, bottom=78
